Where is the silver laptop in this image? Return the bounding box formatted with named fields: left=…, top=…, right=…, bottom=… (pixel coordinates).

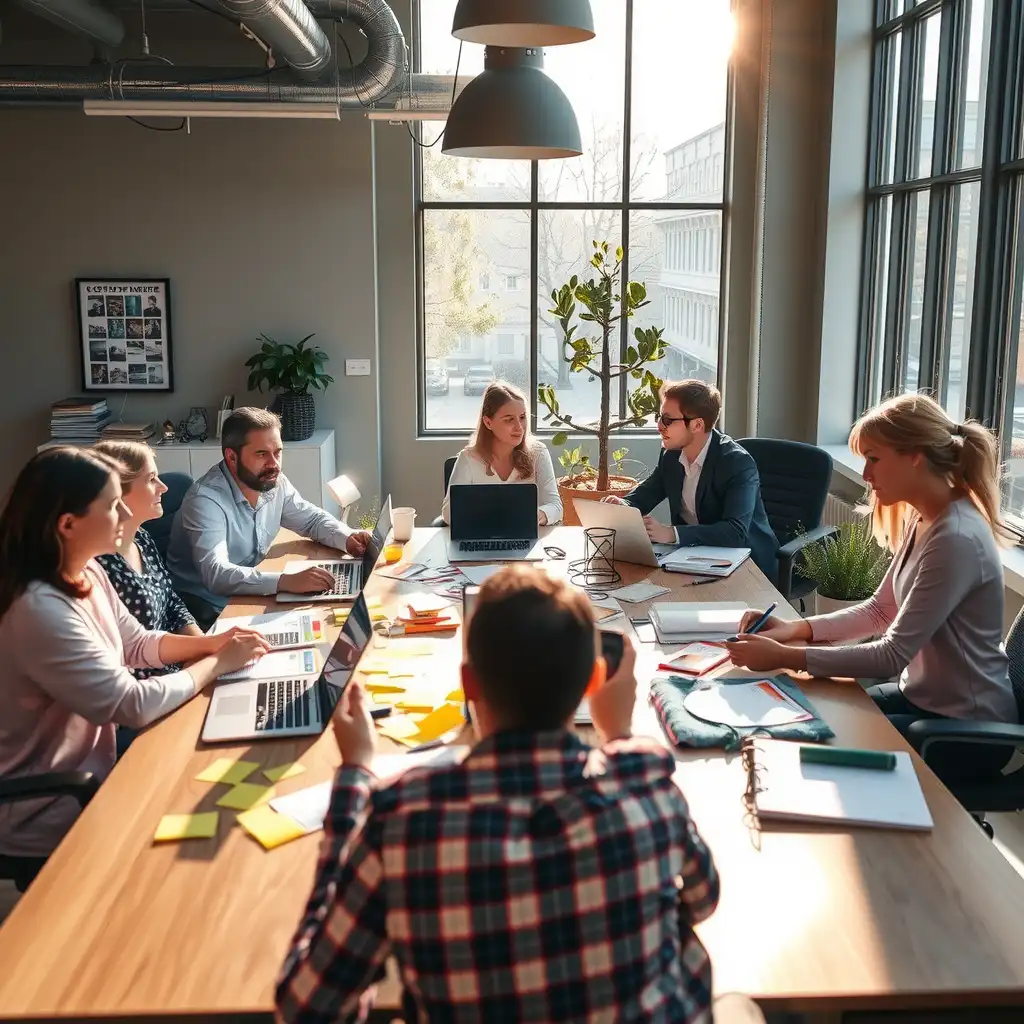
left=278, top=496, right=392, bottom=603
left=573, top=498, right=678, bottom=567
left=447, top=483, right=546, bottom=562
left=201, top=592, right=373, bottom=743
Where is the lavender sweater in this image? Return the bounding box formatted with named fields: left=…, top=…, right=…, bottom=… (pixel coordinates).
left=0, top=562, right=197, bottom=856
left=805, top=500, right=1016, bottom=722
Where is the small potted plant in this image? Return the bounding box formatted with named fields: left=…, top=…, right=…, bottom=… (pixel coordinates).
left=245, top=333, right=334, bottom=441
left=797, top=520, right=892, bottom=614
left=539, top=241, right=667, bottom=524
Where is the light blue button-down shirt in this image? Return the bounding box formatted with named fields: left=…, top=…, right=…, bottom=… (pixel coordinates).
left=167, top=462, right=352, bottom=612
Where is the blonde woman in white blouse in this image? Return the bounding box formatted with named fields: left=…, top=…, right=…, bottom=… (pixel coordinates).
left=441, top=381, right=562, bottom=526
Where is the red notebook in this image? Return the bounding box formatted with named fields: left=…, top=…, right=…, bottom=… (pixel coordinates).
left=657, top=642, right=730, bottom=677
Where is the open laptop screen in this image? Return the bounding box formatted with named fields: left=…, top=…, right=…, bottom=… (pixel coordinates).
left=361, top=494, right=392, bottom=581
left=317, top=591, right=373, bottom=719
left=449, top=483, right=538, bottom=541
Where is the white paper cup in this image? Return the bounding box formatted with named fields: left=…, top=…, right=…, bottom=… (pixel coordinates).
left=392, top=506, right=417, bottom=542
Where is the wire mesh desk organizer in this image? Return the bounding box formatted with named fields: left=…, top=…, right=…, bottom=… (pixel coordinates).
left=568, top=526, right=622, bottom=591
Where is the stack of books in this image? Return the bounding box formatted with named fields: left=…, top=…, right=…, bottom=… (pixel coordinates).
left=48, top=397, right=112, bottom=444
left=101, top=421, right=155, bottom=441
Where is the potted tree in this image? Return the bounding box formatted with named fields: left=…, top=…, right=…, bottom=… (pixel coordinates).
left=539, top=241, right=667, bottom=525
left=797, top=520, right=892, bottom=614
left=245, top=333, right=334, bottom=442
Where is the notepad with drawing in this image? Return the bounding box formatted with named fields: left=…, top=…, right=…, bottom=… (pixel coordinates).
left=746, top=737, right=933, bottom=831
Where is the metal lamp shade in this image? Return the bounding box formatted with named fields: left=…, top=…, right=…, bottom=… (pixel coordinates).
left=442, top=47, right=582, bottom=160
left=452, top=0, right=595, bottom=47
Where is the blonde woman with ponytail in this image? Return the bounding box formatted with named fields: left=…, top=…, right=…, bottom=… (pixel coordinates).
left=441, top=381, right=562, bottom=526
left=727, top=393, right=1017, bottom=785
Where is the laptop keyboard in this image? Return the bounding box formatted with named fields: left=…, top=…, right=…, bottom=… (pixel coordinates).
left=318, top=562, right=355, bottom=596
left=458, top=539, right=531, bottom=552
left=255, top=679, right=312, bottom=732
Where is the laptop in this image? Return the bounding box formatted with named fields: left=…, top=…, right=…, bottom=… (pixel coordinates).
left=201, top=592, right=373, bottom=742
left=447, top=483, right=546, bottom=562
left=277, top=495, right=392, bottom=603
left=573, top=498, right=679, bottom=567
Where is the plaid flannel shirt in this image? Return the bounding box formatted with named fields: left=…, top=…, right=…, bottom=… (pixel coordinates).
left=275, top=729, right=719, bottom=1023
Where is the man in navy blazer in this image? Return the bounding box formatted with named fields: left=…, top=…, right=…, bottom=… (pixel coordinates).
left=605, top=379, right=779, bottom=583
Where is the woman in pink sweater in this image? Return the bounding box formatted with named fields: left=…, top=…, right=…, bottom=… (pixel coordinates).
left=0, top=448, right=270, bottom=861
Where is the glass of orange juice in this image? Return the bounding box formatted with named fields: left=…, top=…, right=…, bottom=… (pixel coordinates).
left=383, top=543, right=403, bottom=564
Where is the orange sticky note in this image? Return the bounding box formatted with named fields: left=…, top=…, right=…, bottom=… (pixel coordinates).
left=412, top=702, right=465, bottom=743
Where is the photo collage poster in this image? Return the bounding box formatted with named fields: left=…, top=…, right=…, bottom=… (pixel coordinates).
left=77, top=279, right=173, bottom=391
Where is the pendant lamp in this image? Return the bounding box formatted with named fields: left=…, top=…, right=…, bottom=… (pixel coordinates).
left=442, top=47, right=582, bottom=160
left=452, top=0, right=595, bottom=47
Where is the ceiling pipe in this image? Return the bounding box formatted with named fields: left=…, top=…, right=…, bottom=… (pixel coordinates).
left=12, top=0, right=124, bottom=48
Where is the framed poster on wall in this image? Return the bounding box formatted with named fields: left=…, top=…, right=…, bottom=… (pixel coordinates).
left=75, top=278, right=174, bottom=392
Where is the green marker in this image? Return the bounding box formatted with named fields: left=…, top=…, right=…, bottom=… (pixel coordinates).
left=799, top=745, right=897, bottom=771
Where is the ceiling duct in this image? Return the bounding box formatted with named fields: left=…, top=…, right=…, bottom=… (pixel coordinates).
left=0, top=0, right=411, bottom=107
left=216, top=0, right=332, bottom=80
left=12, top=0, right=125, bottom=48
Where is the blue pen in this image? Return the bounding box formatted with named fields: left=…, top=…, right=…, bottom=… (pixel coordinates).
left=725, top=602, right=777, bottom=643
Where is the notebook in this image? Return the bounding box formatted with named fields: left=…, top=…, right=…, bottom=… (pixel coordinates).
left=658, top=546, right=750, bottom=577
left=746, top=737, right=934, bottom=831
left=649, top=602, right=748, bottom=643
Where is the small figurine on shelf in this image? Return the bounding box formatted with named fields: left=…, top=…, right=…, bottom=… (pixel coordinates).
left=176, top=407, right=209, bottom=443
left=161, top=420, right=176, bottom=445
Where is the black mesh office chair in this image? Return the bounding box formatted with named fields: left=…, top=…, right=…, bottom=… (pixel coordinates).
left=146, top=471, right=193, bottom=560
left=430, top=457, right=459, bottom=528
left=0, top=772, right=99, bottom=891
left=737, top=438, right=838, bottom=603
left=906, top=605, right=1024, bottom=836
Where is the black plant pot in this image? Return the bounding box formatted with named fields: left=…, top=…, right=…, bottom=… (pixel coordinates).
left=273, top=391, right=316, bottom=441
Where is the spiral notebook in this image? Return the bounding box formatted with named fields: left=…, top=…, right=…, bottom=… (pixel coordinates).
left=742, top=737, right=933, bottom=832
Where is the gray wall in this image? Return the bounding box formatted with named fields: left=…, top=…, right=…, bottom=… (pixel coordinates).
left=0, top=13, right=383, bottom=508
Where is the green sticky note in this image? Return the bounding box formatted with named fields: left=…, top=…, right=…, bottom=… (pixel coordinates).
left=195, top=758, right=260, bottom=785
left=263, top=762, right=307, bottom=784
left=154, top=812, right=219, bottom=842
left=216, top=783, right=276, bottom=811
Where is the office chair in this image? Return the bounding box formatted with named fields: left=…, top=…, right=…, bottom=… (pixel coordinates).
left=146, top=471, right=193, bottom=560
left=906, top=605, right=1024, bottom=837
left=0, top=772, right=99, bottom=892
left=430, top=457, right=459, bottom=528
left=737, top=438, right=838, bottom=603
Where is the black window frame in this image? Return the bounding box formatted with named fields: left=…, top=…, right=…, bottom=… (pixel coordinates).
left=858, top=0, right=1024, bottom=525
left=412, top=0, right=735, bottom=438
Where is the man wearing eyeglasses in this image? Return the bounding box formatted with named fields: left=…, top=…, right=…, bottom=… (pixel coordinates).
left=603, top=379, right=778, bottom=582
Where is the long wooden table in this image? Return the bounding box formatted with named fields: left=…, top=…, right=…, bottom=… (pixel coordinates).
left=2, top=526, right=1024, bottom=1020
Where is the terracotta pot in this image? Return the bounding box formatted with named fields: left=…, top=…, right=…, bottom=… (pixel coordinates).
left=558, top=474, right=637, bottom=526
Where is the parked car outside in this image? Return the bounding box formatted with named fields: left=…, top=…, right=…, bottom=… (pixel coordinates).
left=463, top=364, right=496, bottom=396
left=426, top=364, right=449, bottom=395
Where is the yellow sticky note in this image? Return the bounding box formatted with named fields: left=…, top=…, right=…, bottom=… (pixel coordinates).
left=216, top=783, right=276, bottom=811
left=154, top=811, right=219, bottom=842
left=195, top=758, right=259, bottom=785
left=263, top=762, right=306, bottom=784
left=394, top=699, right=439, bottom=714
left=412, top=702, right=465, bottom=743
left=236, top=805, right=308, bottom=850
left=446, top=688, right=465, bottom=703
left=378, top=715, right=421, bottom=745
left=365, top=682, right=407, bottom=695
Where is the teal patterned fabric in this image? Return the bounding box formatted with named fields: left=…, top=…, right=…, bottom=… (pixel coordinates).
left=650, top=674, right=834, bottom=751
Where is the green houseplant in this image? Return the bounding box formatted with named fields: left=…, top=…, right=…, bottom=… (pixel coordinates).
left=539, top=241, right=668, bottom=524
left=797, top=520, right=892, bottom=612
left=245, top=332, right=334, bottom=442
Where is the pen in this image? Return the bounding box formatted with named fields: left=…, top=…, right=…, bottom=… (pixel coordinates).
left=689, top=577, right=717, bottom=587
left=725, top=601, right=777, bottom=642
left=370, top=707, right=393, bottom=720
left=406, top=738, right=445, bottom=754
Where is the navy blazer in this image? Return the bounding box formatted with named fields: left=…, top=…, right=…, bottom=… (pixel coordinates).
left=625, top=431, right=779, bottom=583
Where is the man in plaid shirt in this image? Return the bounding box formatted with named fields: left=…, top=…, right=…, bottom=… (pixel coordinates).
left=276, top=566, right=720, bottom=1023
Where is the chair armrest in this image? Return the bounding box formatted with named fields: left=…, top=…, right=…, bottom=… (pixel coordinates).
left=905, top=718, right=1024, bottom=757
left=776, top=525, right=839, bottom=598
left=0, top=772, right=99, bottom=809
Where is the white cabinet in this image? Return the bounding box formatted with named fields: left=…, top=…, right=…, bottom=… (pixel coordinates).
left=152, top=429, right=339, bottom=515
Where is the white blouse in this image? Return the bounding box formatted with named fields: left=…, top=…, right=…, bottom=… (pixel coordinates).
left=441, top=443, right=563, bottom=526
